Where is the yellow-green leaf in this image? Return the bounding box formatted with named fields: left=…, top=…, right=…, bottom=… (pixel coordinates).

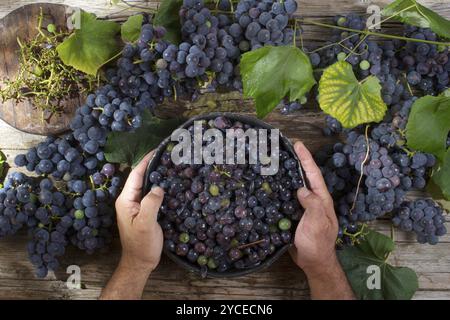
left=318, top=61, right=387, bottom=128
left=57, top=11, right=121, bottom=75
left=240, top=46, right=316, bottom=119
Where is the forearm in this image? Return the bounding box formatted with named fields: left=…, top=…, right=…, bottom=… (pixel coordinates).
left=304, top=255, right=355, bottom=300
left=100, top=259, right=152, bottom=300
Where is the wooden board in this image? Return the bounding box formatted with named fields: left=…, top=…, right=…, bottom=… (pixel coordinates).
left=0, top=0, right=449, bottom=300
left=0, top=3, right=84, bottom=136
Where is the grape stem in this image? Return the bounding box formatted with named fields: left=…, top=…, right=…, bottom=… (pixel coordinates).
left=236, top=239, right=266, bottom=250
left=350, top=125, right=371, bottom=215
left=297, top=19, right=450, bottom=47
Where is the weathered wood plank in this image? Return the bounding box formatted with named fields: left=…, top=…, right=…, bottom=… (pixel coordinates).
left=0, top=0, right=449, bottom=300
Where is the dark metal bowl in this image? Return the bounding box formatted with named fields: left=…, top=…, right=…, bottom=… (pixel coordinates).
left=143, top=112, right=305, bottom=278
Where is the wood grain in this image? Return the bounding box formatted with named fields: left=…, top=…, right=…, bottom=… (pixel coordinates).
left=0, top=3, right=86, bottom=136
left=0, top=0, right=449, bottom=300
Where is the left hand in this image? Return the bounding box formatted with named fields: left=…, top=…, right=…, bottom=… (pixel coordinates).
left=115, top=152, right=165, bottom=274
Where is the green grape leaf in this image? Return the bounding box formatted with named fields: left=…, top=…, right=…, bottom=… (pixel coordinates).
left=57, top=11, right=121, bottom=75
left=105, top=111, right=184, bottom=168
left=382, top=0, right=450, bottom=40
left=318, top=61, right=387, bottom=128
left=406, top=94, right=450, bottom=161
left=240, top=46, right=316, bottom=119
left=426, top=178, right=450, bottom=211
left=432, top=149, right=450, bottom=200
left=442, top=88, right=450, bottom=97
left=337, top=229, right=418, bottom=300
left=121, top=14, right=144, bottom=43
left=154, top=0, right=183, bottom=45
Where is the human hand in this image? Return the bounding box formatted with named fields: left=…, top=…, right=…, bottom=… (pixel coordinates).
left=289, top=141, right=339, bottom=277
left=115, top=151, right=165, bottom=274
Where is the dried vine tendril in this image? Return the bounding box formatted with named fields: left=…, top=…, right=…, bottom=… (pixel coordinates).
left=0, top=9, right=97, bottom=120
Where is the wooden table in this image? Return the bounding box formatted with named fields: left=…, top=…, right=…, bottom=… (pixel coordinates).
left=0, top=0, right=449, bottom=300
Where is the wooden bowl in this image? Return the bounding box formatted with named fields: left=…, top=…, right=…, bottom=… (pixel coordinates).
left=0, top=3, right=84, bottom=136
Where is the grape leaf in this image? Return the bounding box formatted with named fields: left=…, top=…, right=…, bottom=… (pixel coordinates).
left=121, top=14, right=144, bottom=43
left=382, top=0, right=450, bottom=40
left=406, top=94, right=450, bottom=161
left=104, top=111, right=184, bottom=167
left=57, top=11, right=121, bottom=75
left=240, top=46, right=316, bottom=119
left=442, top=88, right=450, bottom=98
left=318, top=61, right=387, bottom=128
left=432, top=149, right=450, bottom=200
left=337, top=229, right=418, bottom=300
left=426, top=178, right=450, bottom=211
left=154, top=0, right=183, bottom=45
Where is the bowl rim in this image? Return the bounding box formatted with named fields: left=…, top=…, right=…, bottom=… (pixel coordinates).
left=143, top=112, right=305, bottom=278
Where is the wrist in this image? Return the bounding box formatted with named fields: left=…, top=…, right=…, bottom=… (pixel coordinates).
left=118, top=254, right=156, bottom=276
left=301, top=252, right=341, bottom=280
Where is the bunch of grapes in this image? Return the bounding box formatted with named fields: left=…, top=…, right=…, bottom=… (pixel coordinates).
left=234, top=0, right=297, bottom=50
left=0, top=173, right=37, bottom=237
left=312, top=14, right=448, bottom=244
left=27, top=178, right=70, bottom=278
left=148, top=116, right=303, bottom=274
left=400, top=26, right=450, bottom=95
left=392, top=199, right=447, bottom=245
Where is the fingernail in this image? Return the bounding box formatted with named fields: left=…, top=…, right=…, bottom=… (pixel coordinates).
left=294, top=141, right=302, bottom=153
left=298, top=187, right=311, bottom=198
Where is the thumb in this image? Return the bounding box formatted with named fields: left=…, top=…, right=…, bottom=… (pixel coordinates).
left=297, top=187, right=321, bottom=212
left=139, top=187, right=165, bottom=222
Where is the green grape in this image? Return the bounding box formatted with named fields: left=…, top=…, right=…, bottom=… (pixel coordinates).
left=74, top=209, right=85, bottom=220
left=197, top=255, right=208, bottom=266
left=47, top=24, right=56, bottom=33
left=179, top=232, right=190, bottom=243
left=337, top=17, right=347, bottom=27
left=359, top=60, right=371, bottom=71
left=261, top=182, right=272, bottom=194
left=337, top=52, right=347, bottom=61
left=278, top=218, right=292, bottom=231
left=300, top=96, right=307, bottom=104
left=207, top=258, right=217, bottom=269
left=209, top=184, right=219, bottom=196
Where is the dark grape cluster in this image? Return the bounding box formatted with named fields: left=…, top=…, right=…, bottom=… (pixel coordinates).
left=1, top=164, right=118, bottom=278
left=148, top=116, right=303, bottom=274
left=313, top=14, right=448, bottom=244
left=27, top=178, right=70, bottom=278
left=176, top=0, right=243, bottom=90
left=0, top=173, right=36, bottom=237
left=401, top=26, right=450, bottom=95
left=392, top=199, right=447, bottom=245
left=234, top=0, right=297, bottom=50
